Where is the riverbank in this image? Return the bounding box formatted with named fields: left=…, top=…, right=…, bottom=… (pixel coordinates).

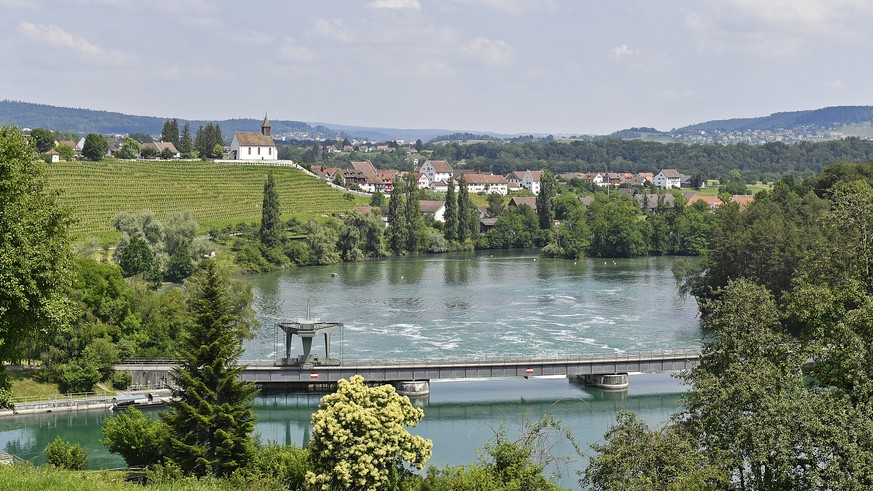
left=1, top=389, right=173, bottom=417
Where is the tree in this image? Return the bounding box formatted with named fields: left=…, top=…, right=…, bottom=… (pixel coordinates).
left=30, top=127, right=55, bottom=152
left=457, top=175, right=476, bottom=243
left=536, top=170, right=557, bottom=229
left=162, top=119, right=180, bottom=148
left=415, top=139, right=423, bottom=153
left=118, top=234, right=158, bottom=280
left=369, top=191, right=385, bottom=208
left=486, top=192, right=505, bottom=218
left=403, top=173, right=427, bottom=253
left=82, top=133, right=108, bottom=161
left=116, top=137, right=141, bottom=159
left=0, top=126, right=74, bottom=402
left=305, top=220, right=341, bottom=265
left=179, top=122, right=193, bottom=156
left=444, top=177, right=459, bottom=242
left=55, top=143, right=75, bottom=161
left=333, top=171, right=346, bottom=187
left=306, top=375, right=432, bottom=491
left=195, top=123, right=223, bottom=159
left=260, top=172, right=282, bottom=248
left=162, top=261, right=259, bottom=477
left=386, top=177, right=409, bottom=254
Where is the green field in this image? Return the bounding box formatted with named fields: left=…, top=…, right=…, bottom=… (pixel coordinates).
left=45, top=160, right=356, bottom=237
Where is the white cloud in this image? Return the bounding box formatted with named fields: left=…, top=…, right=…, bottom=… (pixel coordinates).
left=310, top=18, right=353, bottom=43
left=367, top=0, right=420, bottom=9
left=280, top=37, right=315, bottom=63
left=461, top=37, right=514, bottom=67
left=415, top=62, right=454, bottom=77
left=18, top=22, right=128, bottom=65
left=824, top=79, right=847, bottom=91
left=445, top=0, right=555, bottom=15
left=229, top=29, right=272, bottom=46
left=608, top=44, right=637, bottom=61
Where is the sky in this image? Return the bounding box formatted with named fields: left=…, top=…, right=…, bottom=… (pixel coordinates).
left=2, top=0, right=873, bottom=135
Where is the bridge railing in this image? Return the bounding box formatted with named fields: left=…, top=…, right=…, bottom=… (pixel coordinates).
left=119, top=350, right=701, bottom=369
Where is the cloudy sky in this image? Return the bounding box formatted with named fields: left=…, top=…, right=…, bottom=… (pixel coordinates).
left=2, top=0, right=872, bottom=135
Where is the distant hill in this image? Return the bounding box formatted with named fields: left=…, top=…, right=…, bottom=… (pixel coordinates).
left=0, top=100, right=328, bottom=138
left=677, top=106, right=873, bottom=132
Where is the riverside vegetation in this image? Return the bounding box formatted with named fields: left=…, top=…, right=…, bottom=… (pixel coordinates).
left=5, top=122, right=873, bottom=489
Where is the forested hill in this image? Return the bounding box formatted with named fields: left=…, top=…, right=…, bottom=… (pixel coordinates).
left=0, top=100, right=322, bottom=137
left=678, top=106, right=873, bottom=132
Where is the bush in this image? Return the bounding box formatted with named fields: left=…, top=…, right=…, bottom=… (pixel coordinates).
left=235, top=245, right=272, bottom=272
left=58, top=361, right=101, bottom=393
left=45, top=437, right=88, bottom=470
left=101, top=407, right=169, bottom=467
left=283, top=242, right=312, bottom=266
left=427, top=231, right=448, bottom=253
left=237, top=443, right=309, bottom=490
left=110, top=371, right=132, bottom=390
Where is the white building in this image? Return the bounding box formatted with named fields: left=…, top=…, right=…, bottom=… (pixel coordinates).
left=654, top=169, right=682, bottom=189
left=463, top=173, right=509, bottom=195
left=230, top=115, right=277, bottom=161
left=521, top=170, right=543, bottom=195
left=419, top=159, right=453, bottom=184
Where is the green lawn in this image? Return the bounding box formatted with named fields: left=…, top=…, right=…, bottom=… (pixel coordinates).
left=45, top=160, right=356, bottom=238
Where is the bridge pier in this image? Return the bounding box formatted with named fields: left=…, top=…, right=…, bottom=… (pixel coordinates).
left=394, top=380, right=430, bottom=396
left=572, top=373, right=629, bottom=390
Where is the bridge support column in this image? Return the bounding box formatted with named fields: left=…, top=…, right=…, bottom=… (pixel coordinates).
left=572, top=373, right=629, bottom=390
left=395, top=380, right=430, bottom=397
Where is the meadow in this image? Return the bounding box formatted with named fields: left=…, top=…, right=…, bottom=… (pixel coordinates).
left=45, top=160, right=357, bottom=238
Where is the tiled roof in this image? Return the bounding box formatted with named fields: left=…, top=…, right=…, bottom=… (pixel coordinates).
left=425, top=160, right=453, bottom=172
left=419, top=200, right=446, bottom=213
left=659, top=169, right=681, bottom=178
left=464, top=173, right=507, bottom=184
left=234, top=131, right=275, bottom=146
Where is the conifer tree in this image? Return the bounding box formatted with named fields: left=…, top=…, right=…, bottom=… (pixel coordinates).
left=162, top=119, right=180, bottom=147
left=444, top=177, right=458, bottom=242
left=259, top=172, right=282, bottom=247
left=179, top=122, right=193, bottom=155
left=403, top=173, right=427, bottom=253
left=162, top=261, right=258, bottom=477
left=386, top=177, right=408, bottom=254
left=537, top=170, right=557, bottom=230
left=457, top=175, right=474, bottom=243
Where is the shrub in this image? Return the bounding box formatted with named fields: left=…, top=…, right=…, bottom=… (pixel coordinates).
left=101, top=407, right=169, bottom=467
left=45, top=437, right=88, bottom=470
left=110, top=371, right=132, bottom=390
left=58, top=361, right=101, bottom=393
left=237, top=443, right=309, bottom=490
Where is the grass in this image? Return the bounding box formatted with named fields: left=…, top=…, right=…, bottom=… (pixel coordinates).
left=45, top=160, right=356, bottom=238
left=8, top=367, right=60, bottom=399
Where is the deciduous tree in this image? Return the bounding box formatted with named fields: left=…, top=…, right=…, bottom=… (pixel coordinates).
left=259, top=172, right=282, bottom=247
left=82, top=133, right=108, bottom=161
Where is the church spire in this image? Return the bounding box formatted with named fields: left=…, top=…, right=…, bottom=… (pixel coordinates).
left=261, top=113, right=272, bottom=137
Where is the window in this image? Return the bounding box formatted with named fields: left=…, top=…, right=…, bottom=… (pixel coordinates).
left=248, top=147, right=251, bottom=155
left=258, top=147, right=261, bottom=155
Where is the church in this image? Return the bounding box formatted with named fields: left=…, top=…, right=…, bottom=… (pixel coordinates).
left=230, top=115, right=278, bottom=160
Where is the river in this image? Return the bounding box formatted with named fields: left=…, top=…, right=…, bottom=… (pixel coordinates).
left=1, top=250, right=702, bottom=489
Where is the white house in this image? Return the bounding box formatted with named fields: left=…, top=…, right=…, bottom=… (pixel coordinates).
left=230, top=115, right=277, bottom=161
left=414, top=172, right=431, bottom=189
left=464, top=173, right=509, bottom=195
left=654, top=169, right=682, bottom=189
left=419, top=200, right=447, bottom=222
left=521, top=170, right=543, bottom=195
left=419, top=159, right=453, bottom=184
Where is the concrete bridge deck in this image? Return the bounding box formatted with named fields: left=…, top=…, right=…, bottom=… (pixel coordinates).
left=117, top=350, right=700, bottom=392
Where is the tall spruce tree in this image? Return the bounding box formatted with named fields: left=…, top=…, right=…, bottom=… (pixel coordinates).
left=387, top=177, right=408, bottom=254
left=162, top=119, right=180, bottom=147
left=179, top=122, right=193, bottom=155
left=162, top=261, right=258, bottom=477
left=259, top=172, right=282, bottom=247
left=444, top=177, right=459, bottom=242
left=536, top=170, right=557, bottom=230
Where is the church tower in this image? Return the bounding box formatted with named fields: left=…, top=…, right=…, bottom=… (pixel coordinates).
left=261, top=113, right=272, bottom=137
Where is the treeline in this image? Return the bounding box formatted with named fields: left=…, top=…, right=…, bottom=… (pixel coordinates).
left=428, top=137, right=873, bottom=182
left=584, top=163, right=873, bottom=489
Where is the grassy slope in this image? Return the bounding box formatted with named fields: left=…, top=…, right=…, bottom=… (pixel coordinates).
left=45, top=160, right=356, bottom=237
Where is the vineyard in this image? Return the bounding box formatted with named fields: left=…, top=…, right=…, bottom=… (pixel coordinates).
left=45, top=160, right=356, bottom=237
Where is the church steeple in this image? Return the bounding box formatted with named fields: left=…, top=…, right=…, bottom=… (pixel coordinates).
left=261, top=113, right=272, bottom=137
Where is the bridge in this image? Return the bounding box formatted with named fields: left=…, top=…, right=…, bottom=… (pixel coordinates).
left=116, top=350, right=700, bottom=396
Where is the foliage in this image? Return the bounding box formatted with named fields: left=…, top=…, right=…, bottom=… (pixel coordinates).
left=443, top=178, right=458, bottom=242
left=536, top=170, right=557, bottom=229
left=583, top=412, right=723, bottom=490
left=195, top=123, right=223, bottom=159
left=162, top=261, right=259, bottom=477
left=339, top=212, right=385, bottom=261
left=116, top=137, right=141, bottom=159
left=30, top=127, right=55, bottom=152
left=55, top=143, right=75, bottom=161
left=259, top=172, right=282, bottom=248
left=235, top=443, right=309, bottom=490
left=307, top=375, right=432, bottom=491
left=305, top=220, right=341, bottom=265
left=45, top=437, right=88, bottom=470
left=82, top=133, right=108, bottom=161
left=162, top=119, right=180, bottom=149
left=457, top=175, right=477, bottom=243
left=0, top=126, right=74, bottom=399
left=587, top=194, right=647, bottom=257
left=102, top=407, right=170, bottom=467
